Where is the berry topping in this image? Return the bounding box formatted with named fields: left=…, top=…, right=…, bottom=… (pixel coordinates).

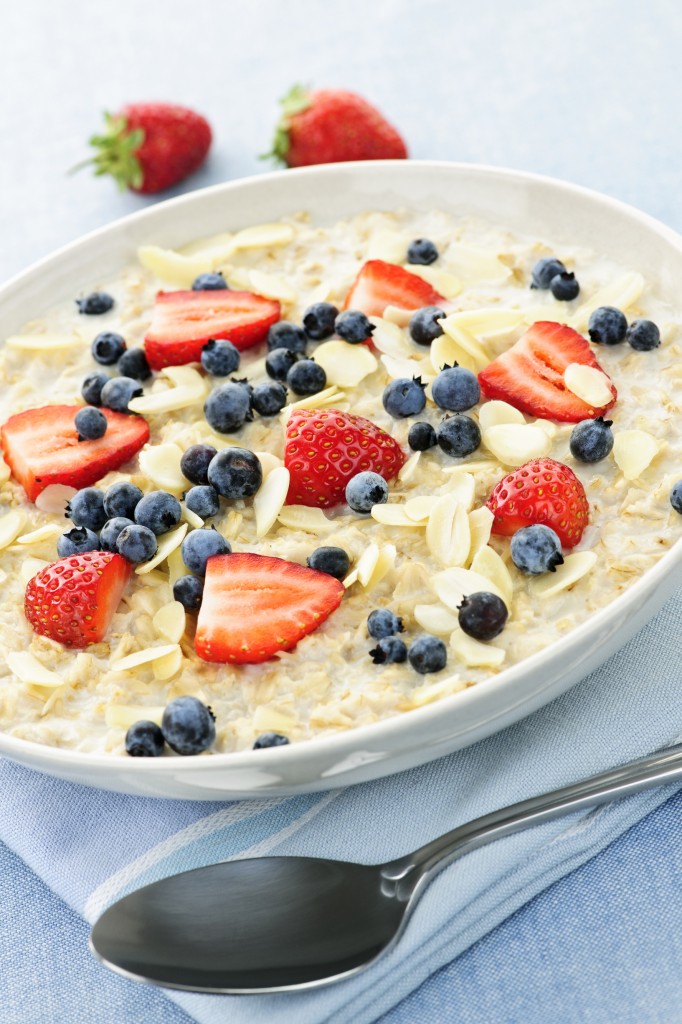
left=302, top=302, right=339, bottom=340
left=75, top=407, right=107, bottom=441
left=382, top=377, right=427, bottom=418
left=100, top=376, right=143, bottom=413
left=0, top=405, right=149, bottom=502
left=486, top=458, right=589, bottom=549
left=144, top=290, right=280, bottom=370
left=408, top=421, right=437, bottom=451
left=478, top=321, right=617, bottom=422
left=181, top=527, right=231, bottom=576
left=370, top=636, right=408, bottom=664
left=267, top=320, right=308, bottom=353
left=436, top=415, right=481, bottom=457
left=117, top=347, right=152, bottom=381
left=207, top=448, right=263, bottom=499
left=57, top=526, right=100, bottom=558
left=25, top=550, right=131, bottom=648
left=407, top=238, right=439, bottom=265
left=671, top=481, right=682, bottom=515
left=103, top=481, right=144, bottom=520
left=76, top=292, right=114, bottom=315
left=134, top=491, right=182, bottom=535
left=173, top=574, right=205, bottom=612
left=343, top=260, right=445, bottom=318
left=284, top=408, right=405, bottom=509
left=184, top=485, right=220, bottom=520
left=408, top=635, right=447, bottom=674
left=431, top=364, right=481, bottom=412
left=335, top=310, right=375, bottom=345
left=204, top=381, right=253, bottom=434
left=99, top=516, right=134, bottom=552
left=192, top=272, right=228, bottom=291
left=180, top=444, right=217, bottom=486
left=251, top=381, right=288, bottom=417
left=194, top=552, right=344, bottom=664
left=125, top=721, right=165, bottom=757
left=569, top=417, right=614, bottom=463
left=367, top=608, right=404, bottom=640
left=587, top=306, right=628, bottom=346
left=531, top=257, right=566, bottom=289
left=92, top=331, right=126, bottom=365
left=286, top=359, right=327, bottom=396
left=81, top=372, right=110, bottom=407
left=116, top=524, right=158, bottom=563
left=409, top=306, right=445, bottom=346
left=200, top=339, right=241, bottom=377
left=306, top=546, right=351, bottom=579
left=510, top=524, right=564, bottom=575
left=253, top=732, right=291, bottom=749
left=66, top=487, right=107, bottom=530
left=161, top=696, right=216, bottom=756
left=346, top=470, right=389, bottom=513
left=550, top=271, right=580, bottom=301
left=458, top=592, right=509, bottom=641
left=626, top=319, right=661, bottom=351
left=265, top=347, right=299, bottom=381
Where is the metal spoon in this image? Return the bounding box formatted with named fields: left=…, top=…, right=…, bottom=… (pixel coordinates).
left=90, top=743, right=682, bottom=994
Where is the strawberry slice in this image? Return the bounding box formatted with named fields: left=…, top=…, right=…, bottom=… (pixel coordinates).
left=478, top=321, right=617, bottom=422
left=342, top=259, right=445, bottom=317
left=25, top=551, right=131, bottom=648
left=0, top=405, right=150, bottom=502
left=284, top=408, right=406, bottom=508
left=486, top=458, right=590, bottom=548
left=144, top=290, right=281, bottom=370
left=195, top=552, right=344, bottom=664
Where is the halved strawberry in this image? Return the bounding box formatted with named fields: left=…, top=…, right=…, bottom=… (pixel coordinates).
left=195, top=552, right=344, bottom=664
left=284, top=408, right=406, bottom=508
left=486, top=458, right=590, bottom=548
left=478, top=321, right=617, bottom=422
left=0, top=405, right=150, bottom=502
left=25, top=551, right=131, bottom=648
left=342, top=260, right=446, bottom=317
left=144, top=290, right=281, bottom=370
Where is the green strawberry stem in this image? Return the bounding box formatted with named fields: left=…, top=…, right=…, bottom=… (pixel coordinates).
left=260, top=83, right=311, bottom=164
left=69, top=112, right=145, bottom=190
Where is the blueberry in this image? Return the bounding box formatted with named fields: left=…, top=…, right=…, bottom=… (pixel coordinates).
left=531, top=257, right=566, bottom=289
left=201, top=339, right=241, bottom=377
left=92, top=331, right=126, bottom=365
left=408, top=421, right=437, bottom=451
left=626, top=319, right=661, bottom=352
left=409, top=306, right=445, bottom=346
left=184, top=485, right=220, bottom=519
left=407, top=238, right=439, bottom=265
left=302, top=302, right=339, bottom=340
left=265, top=347, right=299, bottom=382
left=192, top=271, right=228, bottom=291
left=408, top=635, right=447, bottom=674
left=66, top=487, right=107, bottom=530
left=100, top=376, right=143, bottom=413
left=125, top=720, right=165, bottom=757
left=306, top=546, right=350, bottom=579
left=367, top=608, right=404, bottom=640
left=99, top=516, right=134, bottom=552
left=161, top=696, right=216, bottom=756
left=510, top=524, right=564, bottom=575
left=286, top=359, right=327, bottom=396
left=57, top=526, right=100, bottom=557
left=181, top=528, right=231, bottom=576
left=346, top=471, right=389, bottom=513
left=335, top=310, right=375, bottom=345
left=671, top=481, right=682, bottom=515
left=116, top=524, right=158, bottom=563
left=458, top=592, right=509, bottom=641
left=370, top=636, right=408, bottom=664
left=173, top=574, right=205, bottom=612
left=134, top=491, right=182, bottom=535
left=431, top=364, right=480, bottom=412
left=180, top=444, right=218, bottom=486
left=75, top=406, right=107, bottom=441
left=588, top=306, right=628, bottom=346
left=569, top=417, right=614, bottom=463
left=267, top=321, right=308, bottom=353
left=207, top=448, right=263, bottom=499
left=253, top=732, right=290, bottom=750
left=204, top=382, right=252, bottom=434
left=118, top=348, right=151, bottom=381
left=382, top=376, right=427, bottom=418
left=436, top=415, right=481, bottom=457
left=81, top=372, right=110, bottom=406
left=251, top=381, right=288, bottom=417
left=103, top=481, right=144, bottom=520
left=550, top=271, right=580, bottom=301
left=76, top=291, right=114, bottom=315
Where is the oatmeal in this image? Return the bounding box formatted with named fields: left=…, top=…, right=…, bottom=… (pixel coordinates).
left=0, top=208, right=680, bottom=755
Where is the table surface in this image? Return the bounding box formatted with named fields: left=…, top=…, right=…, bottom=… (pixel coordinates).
left=1, top=1, right=682, bottom=1022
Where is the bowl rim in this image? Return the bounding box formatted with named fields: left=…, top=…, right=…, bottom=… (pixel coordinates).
left=2, top=158, right=681, bottom=776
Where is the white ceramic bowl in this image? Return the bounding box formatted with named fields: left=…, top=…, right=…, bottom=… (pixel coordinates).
left=1, top=161, right=680, bottom=799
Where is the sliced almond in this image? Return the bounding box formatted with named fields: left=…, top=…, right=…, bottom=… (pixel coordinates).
left=0, top=509, right=27, bottom=550
left=110, top=644, right=181, bottom=672
left=446, top=308, right=524, bottom=335
left=7, top=651, right=63, bottom=687
left=342, top=568, right=359, bottom=589
left=410, top=674, right=464, bottom=707
left=478, top=400, right=526, bottom=432
left=370, top=503, right=423, bottom=527
left=612, top=429, right=660, bottom=480
left=139, top=443, right=188, bottom=493
left=407, top=264, right=462, bottom=299
left=254, top=467, right=290, bottom=538
left=564, top=363, right=614, bottom=407
left=367, top=229, right=410, bottom=263
left=404, top=495, right=434, bottom=522
left=414, top=603, right=459, bottom=635
left=105, top=704, right=165, bottom=729
left=313, top=340, right=378, bottom=387
left=470, top=545, right=513, bottom=606
left=433, top=566, right=504, bottom=609
left=20, top=556, right=50, bottom=585
left=180, top=231, right=236, bottom=261
left=163, top=366, right=208, bottom=392
left=5, top=333, right=83, bottom=353
left=398, top=451, right=421, bottom=483
left=380, top=353, right=432, bottom=382
left=230, top=222, right=295, bottom=251
left=306, top=281, right=333, bottom=305
left=426, top=495, right=471, bottom=567
left=529, top=550, right=598, bottom=597
left=16, top=523, right=62, bottom=546
left=571, top=272, right=645, bottom=331
left=253, top=451, right=284, bottom=478
left=35, top=485, right=76, bottom=514
left=129, top=385, right=203, bottom=416
left=152, top=601, right=186, bottom=644
left=276, top=505, right=335, bottom=534
left=450, top=627, right=506, bottom=667
left=152, top=646, right=184, bottom=681
left=482, top=423, right=552, bottom=466
left=444, top=245, right=511, bottom=283
left=181, top=505, right=204, bottom=529
left=447, top=472, right=476, bottom=511
left=430, top=330, right=477, bottom=375
left=364, top=544, right=396, bottom=591
left=166, top=545, right=186, bottom=586
left=288, top=385, right=343, bottom=411
left=135, top=523, right=187, bottom=576
left=137, top=245, right=211, bottom=286
left=467, top=506, right=495, bottom=563
left=534, top=419, right=559, bottom=438
left=443, top=460, right=499, bottom=476
left=249, top=269, right=296, bottom=303
left=382, top=305, right=415, bottom=327
left=355, top=544, right=379, bottom=586
left=253, top=704, right=296, bottom=733
left=369, top=317, right=413, bottom=358
left=438, top=317, right=490, bottom=368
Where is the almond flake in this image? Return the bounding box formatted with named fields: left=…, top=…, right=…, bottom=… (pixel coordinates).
left=446, top=307, right=525, bottom=336
left=369, top=317, right=413, bottom=358
left=398, top=451, right=421, bottom=482
left=20, top=557, right=49, bottom=585
left=254, top=467, right=290, bottom=538
left=0, top=510, right=27, bottom=550
left=470, top=545, right=513, bottom=606
left=478, top=400, right=526, bottom=432
left=407, top=264, right=462, bottom=299
left=413, top=603, right=459, bottom=635
left=571, top=272, right=645, bottom=331
left=181, top=505, right=204, bottom=529
left=444, top=245, right=511, bottom=283
left=404, top=496, right=434, bottom=521
left=534, top=419, right=559, bottom=438
left=356, top=544, right=380, bottom=586
left=467, top=507, right=495, bottom=564
left=137, top=245, right=211, bottom=287
left=152, top=601, right=186, bottom=644
left=105, top=704, right=166, bottom=729
left=180, top=231, right=236, bottom=261
left=367, top=229, right=410, bottom=263
left=253, top=451, right=284, bottom=478
left=153, top=647, right=184, bottom=681
left=364, top=544, right=396, bottom=591
left=129, top=385, right=204, bottom=416
left=288, top=385, right=343, bottom=411
left=7, top=651, right=63, bottom=688
left=450, top=627, right=506, bottom=667
left=529, top=550, right=598, bottom=598
left=430, top=331, right=477, bottom=375
left=447, top=472, right=476, bottom=511
left=35, top=484, right=76, bottom=514
left=166, top=545, right=186, bottom=585
left=139, top=443, right=188, bottom=493
left=306, top=282, right=333, bottom=305
left=342, top=568, right=359, bottom=589
left=163, top=366, right=207, bottom=392
left=276, top=505, right=335, bottom=534
left=230, top=222, right=295, bottom=251
left=6, top=333, right=83, bottom=353
left=443, top=460, right=499, bottom=476
left=380, top=353, right=433, bottom=382
left=370, top=503, right=423, bottom=527
left=613, top=429, right=661, bottom=480
left=253, top=704, right=297, bottom=733
left=383, top=306, right=414, bottom=327
left=110, top=644, right=181, bottom=672
left=135, top=523, right=187, bottom=575
left=249, top=269, right=297, bottom=303
left=437, top=318, right=490, bottom=369
left=564, top=363, right=613, bottom=407
left=426, top=495, right=471, bottom=567
left=16, top=523, right=62, bottom=546
left=433, top=566, right=504, bottom=609
left=410, top=674, right=464, bottom=707
left=313, top=340, right=378, bottom=387
left=482, top=423, right=552, bottom=466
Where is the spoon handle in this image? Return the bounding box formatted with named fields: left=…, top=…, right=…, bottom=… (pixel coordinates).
left=384, top=743, right=682, bottom=893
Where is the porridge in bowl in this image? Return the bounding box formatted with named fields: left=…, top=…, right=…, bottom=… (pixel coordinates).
left=0, top=208, right=680, bottom=757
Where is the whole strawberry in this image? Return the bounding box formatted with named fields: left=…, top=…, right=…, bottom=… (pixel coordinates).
left=81, top=103, right=212, bottom=194
left=268, top=85, right=408, bottom=167
left=486, top=458, right=590, bottom=549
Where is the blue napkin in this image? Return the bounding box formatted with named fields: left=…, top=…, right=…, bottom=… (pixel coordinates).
left=0, top=588, right=680, bottom=1024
